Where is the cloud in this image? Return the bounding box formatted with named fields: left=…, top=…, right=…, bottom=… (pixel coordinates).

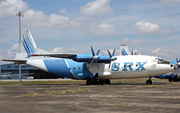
left=122, top=37, right=128, bottom=44
left=23, top=9, right=69, bottom=29
left=51, top=47, right=84, bottom=54
left=51, top=47, right=65, bottom=53
left=89, top=23, right=119, bottom=36
left=134, top=21, right=160, bottom=35
left=122, top=38, right=144, bottom=45
left=134, top=21, right=172, bottom=35
left=159, top=29, right=172, bottom=34
left=151, top=48, right=180, bottom=58
left=7, top=43, right=18, bottom=57
left=0, top=0, right=28, bottom=18
left=159, top=0, right=180, bottom=7
left=59, top=9, right=66, bottom=14
left=80, top=0, right=113, bottom=15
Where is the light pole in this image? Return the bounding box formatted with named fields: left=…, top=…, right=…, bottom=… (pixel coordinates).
left=16, top=12, right=23, bottom=84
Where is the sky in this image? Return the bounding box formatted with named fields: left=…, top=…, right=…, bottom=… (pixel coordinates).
left=0, top=0, right=180, bottom=64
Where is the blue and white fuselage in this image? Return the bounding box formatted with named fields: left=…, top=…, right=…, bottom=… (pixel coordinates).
left=25, top=55, right=176, bottom=80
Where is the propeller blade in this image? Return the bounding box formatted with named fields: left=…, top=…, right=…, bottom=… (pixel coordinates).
left=107, top=50, right=112, bottom=58
left=176, top=58, right=179, bottom=63
left=95, top=60, right=99, bottom=69
left=91, top=46, right=95, bottom=56
left=96, top=50, right=100, bottom=55
left=90, top=59, right=94, bottom=66
left=131, top=49, right=133, bottom=55
left=113, top=62, right=116, bottom=67
left=109, top=63, right=111, bottom=69
left=112, top=49, right=115, bottom=56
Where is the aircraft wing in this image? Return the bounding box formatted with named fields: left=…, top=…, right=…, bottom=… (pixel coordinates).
left=1, top=59, right=27, bottom=64
left=30, top=53, right=77, bottom=58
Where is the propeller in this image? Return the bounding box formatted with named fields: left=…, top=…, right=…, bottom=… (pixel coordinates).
left=176, top=58, right=180, bottom=68
left=90, top=46, right=100, bottom=69
left=131, top=49, right=133, bottom=55
left=107, top=49, right=117, bottom=68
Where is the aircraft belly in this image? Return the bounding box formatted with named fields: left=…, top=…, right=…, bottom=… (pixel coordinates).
left=107, top=71, right=149, bottom=79
left=26, top=59, right=48, bottom=72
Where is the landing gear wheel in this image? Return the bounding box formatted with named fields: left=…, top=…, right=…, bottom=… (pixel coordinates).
left=86, top=79, right=93, bottom=85
left=86, top=79, right=98, bottom=85
left=104, top=79, right=110, bottom=84
left=146, top=80, right=152, bottom=85
left=92, top=79, right=98, bottom=85
left=169, top=78, right=172, bottom=82
left=99, top=79, right=104, bottom=85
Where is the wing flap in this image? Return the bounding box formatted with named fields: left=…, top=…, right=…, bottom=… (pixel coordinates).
left=30, top=53, right=77, bottom=58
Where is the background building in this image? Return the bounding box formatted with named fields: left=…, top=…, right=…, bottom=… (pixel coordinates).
left=1, top=63, right=64, bottom=79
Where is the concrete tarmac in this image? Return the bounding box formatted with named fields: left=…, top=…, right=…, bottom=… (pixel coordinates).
left=0, top=81, right=180, bottom=113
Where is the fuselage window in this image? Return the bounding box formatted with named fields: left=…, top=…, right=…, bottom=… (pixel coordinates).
left=73, top=68, right=76, bottom=70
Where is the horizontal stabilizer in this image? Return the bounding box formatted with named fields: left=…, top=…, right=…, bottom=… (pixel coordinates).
left=1, top=59, right=27, bottom=64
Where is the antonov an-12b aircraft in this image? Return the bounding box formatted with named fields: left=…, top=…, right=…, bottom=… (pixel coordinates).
left=2, top=30, right=177, bottom=85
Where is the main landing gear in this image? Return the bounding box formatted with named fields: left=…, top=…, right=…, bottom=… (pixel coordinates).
left=146, top=77, right=152, bottom=85
left=86, top=78, right=110, bottom=85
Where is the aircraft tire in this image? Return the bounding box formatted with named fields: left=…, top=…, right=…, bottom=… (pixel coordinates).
left=86, top=79, right=93, bottom=85
left=104, top=79, right=110, bottom=84
left=146, top=80, right=152, bottom=85
left=169, top=78, right=172, bottom=82
left=92, top=79, right=98, bottom=85
left=99, top=79, right=104, bottom=85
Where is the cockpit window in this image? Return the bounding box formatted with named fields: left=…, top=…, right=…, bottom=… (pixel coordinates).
left=157, top=58, right=170, bottom=64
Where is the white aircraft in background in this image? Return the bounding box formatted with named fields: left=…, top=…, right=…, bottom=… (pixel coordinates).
left=0, top=72, right=32, bottom=80
left=0, top=72, right=12, bottom=79
left=120, top=44, right=180, bottom=83
left=1, top=30, right=177, bottom=85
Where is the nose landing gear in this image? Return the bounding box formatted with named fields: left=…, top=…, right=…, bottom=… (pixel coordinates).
left=146, top=77, right=152, bottom=85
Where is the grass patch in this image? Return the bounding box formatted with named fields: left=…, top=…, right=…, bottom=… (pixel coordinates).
left=136, top=86, right=141, bottom=88
left=0, top=80, right=86, bottom=85
left=23, top=92, right=39, bottom=97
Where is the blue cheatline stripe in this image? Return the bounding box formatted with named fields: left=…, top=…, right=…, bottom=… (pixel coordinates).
left=122, top=48, right=128, bottom=55
left=22, top=36, right=31, bottom=56
left=26, top=33, right=34, bottom=55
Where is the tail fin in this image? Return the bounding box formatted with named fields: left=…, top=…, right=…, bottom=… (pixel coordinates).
left=15, top=30, right=50, bottom=59
left=119, top=44, right=130, bottom=56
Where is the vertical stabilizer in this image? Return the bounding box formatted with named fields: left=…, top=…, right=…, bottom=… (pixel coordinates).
left=119, top=44, right=130, bottom=56
left=15, top=30, right=50, bottom=59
